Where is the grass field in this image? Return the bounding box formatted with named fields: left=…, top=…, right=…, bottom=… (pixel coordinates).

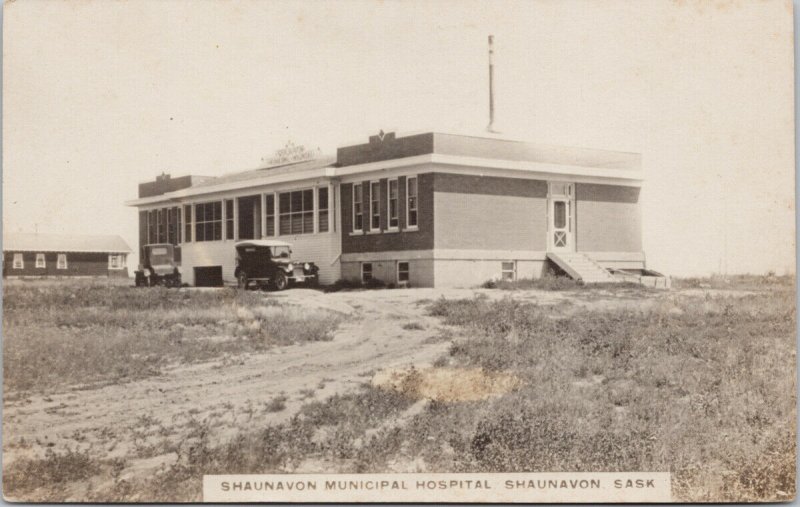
left=2, top=275, right=795, bottom=502
left=3, top=281, right=342, bottom=393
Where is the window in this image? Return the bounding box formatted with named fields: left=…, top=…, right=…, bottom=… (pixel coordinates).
left=397, top=261, right=409, bottom=284
left=501, top=261, right=516, bottom=281
left=370, top=181, right=380, bottom=231
left=108, top=254, right=125, bottom=269
left=553, top=201, right=567, bottom=229
left=148, top=210, right=158, bottom=244
left=195, top=201, right=223, bottom=242
left=35, top=253, right=45, bottom=268
left=353, top=184, right=363, bottom=232
left=225, top=199, right=235, bottom=240
left=176, top=207, right=182, bottom=244
left=266, top=194, right=275, bottom=236
left=279, top=190, right=314, bottom=235
left=167, top=207, right=179, bottom=245
left=318, top=187, right=329, bottom=233
left=57, top=254, right=68, bottom=270
left=388, top=179, right=399, bottom=229
left=184, top=205, right=192, bottom=242
left=406, top=176, right=418, bottom=228
left=12, top=253, right=23, bottom=269
left=156, top=209, right=166, bottom=243
left=361, top=262, right=373, bottom=283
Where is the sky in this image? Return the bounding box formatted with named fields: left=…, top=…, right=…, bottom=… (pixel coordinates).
left=3, top=0, right=795, bottom=277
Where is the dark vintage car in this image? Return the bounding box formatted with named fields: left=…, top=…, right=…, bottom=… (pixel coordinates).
left=234, top=240, right=319, bottom=290
left=134, top=243, right=182, bottom=287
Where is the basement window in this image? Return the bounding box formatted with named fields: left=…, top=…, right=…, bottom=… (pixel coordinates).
left=12, top=253, right=23, bottom=269
left=361, top=262, right=373, bottom=283
left=35, top=253, right=46, bottom=268
left=57, top=254, right=68, bottom=270
left=397, top=261, right=409, bottom=284
left=501, top=261, right=516, bottom=281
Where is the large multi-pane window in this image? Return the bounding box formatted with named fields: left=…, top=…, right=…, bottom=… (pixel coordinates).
left=279, top=189, right=314, bottom=235
left=176, top=207, right=182, bottom=244
left=157, top=209, right=167, bottom=243
left=318, top=187, right=329, bottom=233
left=195, top=201, right=222, bottom=242
left=167, top=207, right=178, bottom=245
left=183, top=205, right=192, bottom=243
left=266, top=194, right=275, bottom=236
left=406, top=176, right=418, bottom=228
left=353, top=184, right=363, bottom=232
left=225, top=200, right=235, bottom=240
left=148, top=210, right=158, bottom=244
left=388, top=179, right=399, bottom=229
left=370, top=181, right=380, bottom=231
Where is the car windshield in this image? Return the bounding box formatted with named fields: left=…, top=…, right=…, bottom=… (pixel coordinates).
left=148, top=246, right=172, bottom=263
left=271, top=246, right=291, bottom=258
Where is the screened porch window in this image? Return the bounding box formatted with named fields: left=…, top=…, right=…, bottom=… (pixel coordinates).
left=225, top=199, right=235, bottom=240
left=279, top=189, right=314, bottom=235
left=318, top=187, right=329, bottom=233
left=183, top=205, right=192, bottom=243
left=266, top=194, right=275, bottom=236
left=195, top=201, right=222, bottom=242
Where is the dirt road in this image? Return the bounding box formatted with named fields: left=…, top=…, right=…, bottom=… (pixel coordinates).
left=3, top=289, right=453, bottom=478
left=3, top=285, right=674, bottom=492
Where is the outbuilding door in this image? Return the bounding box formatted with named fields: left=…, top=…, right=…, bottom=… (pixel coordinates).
left=547, top=182, right=574, bottom=252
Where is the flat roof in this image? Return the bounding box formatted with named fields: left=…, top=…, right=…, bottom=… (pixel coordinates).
left=127, top=131, right=642, bottom=207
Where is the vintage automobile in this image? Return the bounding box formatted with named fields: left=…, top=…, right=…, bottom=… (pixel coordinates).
left=134, top=243, right=182, bottom=287
left=234, top=240, right=319, bottom=290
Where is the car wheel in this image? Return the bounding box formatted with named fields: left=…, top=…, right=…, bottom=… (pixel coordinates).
left=237, top=271, right=248, bottom=290
left=274, top=271, right=288, bottom=291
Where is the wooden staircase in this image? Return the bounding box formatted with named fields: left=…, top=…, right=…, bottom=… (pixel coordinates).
left=546, top=251, right=619, bottom=284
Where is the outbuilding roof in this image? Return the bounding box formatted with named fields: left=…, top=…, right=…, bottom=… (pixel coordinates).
left=3, top=232, right=132, bottom=254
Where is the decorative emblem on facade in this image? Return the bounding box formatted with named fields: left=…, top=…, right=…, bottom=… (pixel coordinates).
left=265, top=141, right=319, bottom=166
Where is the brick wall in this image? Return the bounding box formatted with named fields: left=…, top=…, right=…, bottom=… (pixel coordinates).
left=432, top=173, right=548, bottom=251
left=575, top=183, right=642, bottom=252
left=340, top=173, right=434, bottom=254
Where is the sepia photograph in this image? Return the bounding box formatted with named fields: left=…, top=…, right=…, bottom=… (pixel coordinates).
left=2, top=0, right=796, bottom=502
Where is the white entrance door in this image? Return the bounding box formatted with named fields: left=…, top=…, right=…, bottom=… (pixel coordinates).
left=548, top=182, right=574, bottom=252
